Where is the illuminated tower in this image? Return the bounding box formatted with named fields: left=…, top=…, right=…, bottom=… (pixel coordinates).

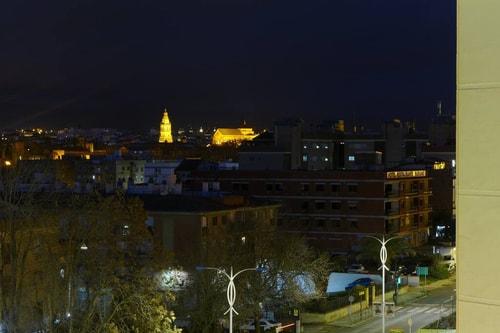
left=158, top=108, right=173, bottom=143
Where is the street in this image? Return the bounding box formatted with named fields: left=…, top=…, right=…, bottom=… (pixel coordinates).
left=302, top=278, right=456, bottom=333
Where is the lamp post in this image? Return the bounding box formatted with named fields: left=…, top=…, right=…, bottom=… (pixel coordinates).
left=196, top=265, right=266, bottom=333
left=365, top=235, right=402, bottom=333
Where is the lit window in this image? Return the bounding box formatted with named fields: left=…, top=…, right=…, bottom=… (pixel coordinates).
left=348, top=155, right=355, bottom=161
left=122, top=225, right=129, bottom=236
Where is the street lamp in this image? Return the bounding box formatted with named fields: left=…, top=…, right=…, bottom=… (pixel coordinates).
left=196, top=265, right=267, bottom=333
left=364, top=235, right=402, bottom=333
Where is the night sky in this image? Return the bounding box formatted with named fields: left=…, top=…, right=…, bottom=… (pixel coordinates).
left=1, top=0, right=456, bottom=132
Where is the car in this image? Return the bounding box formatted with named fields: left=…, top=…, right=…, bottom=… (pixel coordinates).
left=239, top=318, right=282, bottom=332
left=345, top=278, right=375, bottom=290
left=347, top=263, right=365, bottom=273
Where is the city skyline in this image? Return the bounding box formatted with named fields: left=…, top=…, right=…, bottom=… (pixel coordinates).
left=1, top=0, right=456, bottom=132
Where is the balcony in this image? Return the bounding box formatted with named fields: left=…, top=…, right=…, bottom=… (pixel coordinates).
left=385, top=209, right=400, bottom=216
left=419, top=204, right=432, bottom=211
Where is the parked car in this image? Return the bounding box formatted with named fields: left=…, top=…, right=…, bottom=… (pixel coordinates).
left=239, top=318, right=282, bottom=332
left=345, top=278, right=375, bottom=290
left=347, top=263, right=366, bottom=273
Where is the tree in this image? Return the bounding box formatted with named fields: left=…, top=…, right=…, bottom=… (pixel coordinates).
left=0, top=161, right=59, bottom=332
left=189, top=219, right=332, bottom=333
left=54, top=191, right=181, bottom=333
left=355, top=234, right=416, bottom=271
left=0, top=161, right=181, bottom=332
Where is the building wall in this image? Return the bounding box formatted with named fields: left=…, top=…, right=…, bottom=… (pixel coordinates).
left=189, top=170, right=432, bottom=254
left=145, top=198, right=280, bottom=267
left=457, top=1, right=500, bottom=331
left=238, top=151, right=290, bottom=171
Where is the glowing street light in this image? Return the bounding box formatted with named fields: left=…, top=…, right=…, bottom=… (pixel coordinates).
left=364, top=235, right=402, bottom=333
left=196, top=265, right=267, bottom=333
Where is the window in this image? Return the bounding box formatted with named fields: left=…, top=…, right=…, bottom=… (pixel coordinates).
left=302, top=154, right=308, bottom=162
left=212, top=216, right=218, bottom=226
left=348, top=202, right=358, bottom=210
left=301, top=183, right=309, bottom=192
left=316, top=183, right=324, bottom=192
left=122, top=225, right=130, bottom=236
left=233, top=182, right=249, bottom=191
left=331, top=183, right=341, bottom=192
left=331, top=201, right=341, bottom=210
left=301, top=201, right=309, bottom=209
left=331, top=219, right=341, bottom=228
left=349, top=219, right=358, bottom=228
left=348, top=155, right=355, bottom=161
left=267, top=183, right=283, bottom=191
left=315, top=201, right=325, bottom=209
left=347, top=184, right=358, bottom=192
left=316, top=218, right=325, bottom=227
left=221, top=215, right=227, bottom=225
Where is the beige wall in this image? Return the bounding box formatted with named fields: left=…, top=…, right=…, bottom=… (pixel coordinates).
left=457, top=0, right=500, bottom=331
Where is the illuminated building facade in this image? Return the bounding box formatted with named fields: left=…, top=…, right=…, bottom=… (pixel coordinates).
left=211, top=127, right=258, bottom=145
left=158, top=108, right=173, bottom=143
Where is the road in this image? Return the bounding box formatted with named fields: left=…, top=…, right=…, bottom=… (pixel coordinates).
left=302, top=280, right=456, bottom=333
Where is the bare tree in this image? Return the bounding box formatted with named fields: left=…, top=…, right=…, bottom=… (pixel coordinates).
left=56, top=192, right=180, bottom=332
left=0, top=162, right=180, bottom=332
left=0, top=161, right=60, bottom=332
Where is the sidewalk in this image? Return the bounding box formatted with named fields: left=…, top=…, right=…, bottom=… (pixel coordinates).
left=304, top=275, right=456, bottom=330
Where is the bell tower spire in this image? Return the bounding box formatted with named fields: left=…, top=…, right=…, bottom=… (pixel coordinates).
left=158, top=107, right=173, bottom=143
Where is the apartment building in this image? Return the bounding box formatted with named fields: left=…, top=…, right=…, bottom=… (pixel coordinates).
left=140, top=194, right=281, bottom=267
left=183, top=168, right=432, bottom=255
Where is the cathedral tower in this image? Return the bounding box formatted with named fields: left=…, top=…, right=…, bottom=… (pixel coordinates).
left=158, top=108, right=173, bottom=143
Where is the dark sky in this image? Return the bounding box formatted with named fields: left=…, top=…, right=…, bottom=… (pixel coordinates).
left=1, top=0, right=456, bottom=132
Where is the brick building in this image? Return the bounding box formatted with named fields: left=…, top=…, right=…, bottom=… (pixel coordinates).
left=183, top=169, right=432, bottom=255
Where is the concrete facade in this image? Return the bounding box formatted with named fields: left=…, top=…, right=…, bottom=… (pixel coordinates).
left=457, top=1, right=500, bottom=331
